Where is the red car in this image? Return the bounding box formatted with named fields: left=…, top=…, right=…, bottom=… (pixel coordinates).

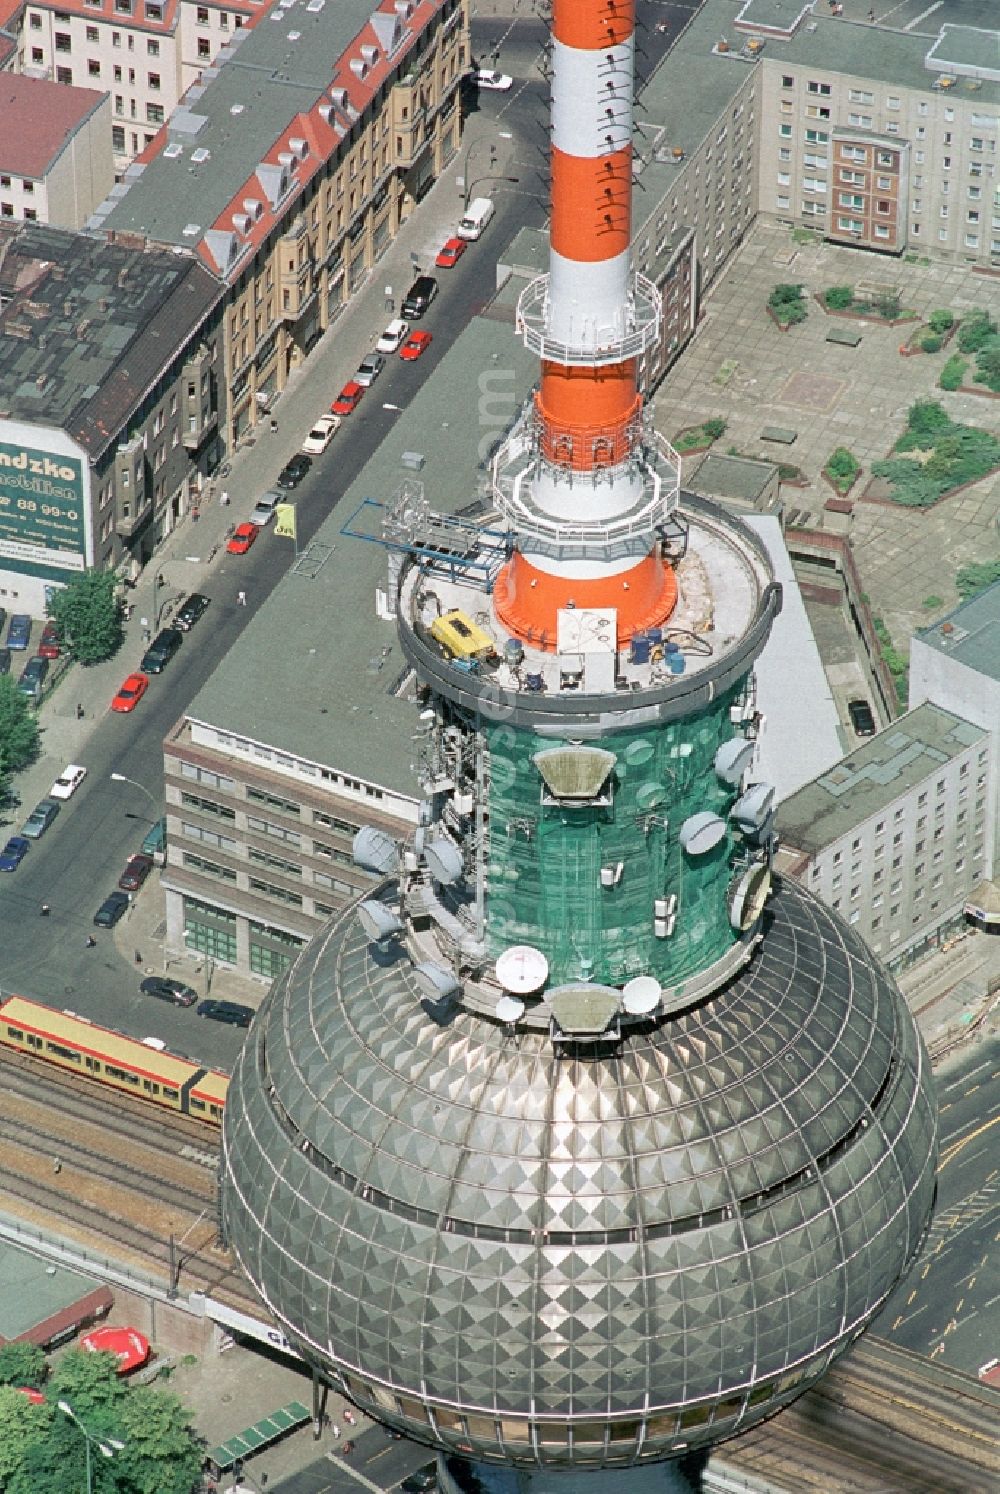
left=111, top=671, right=149, bottom=713
left=118, top=852, right=153, bottom=892
left=227, top=521, right=258, bottom=555
left=435, top=236, right=466, bottom=269
left=37, top=621, right=61, bottom=659
left=399, top=330, right=433, bottom=362
left=331, top=380, right=364, bottom=416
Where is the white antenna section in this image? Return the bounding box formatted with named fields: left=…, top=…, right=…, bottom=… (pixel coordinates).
left=495, top=945, right=549, bottom=995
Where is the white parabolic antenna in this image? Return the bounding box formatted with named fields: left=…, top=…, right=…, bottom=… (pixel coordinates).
left=622, top=976, right=661, bottom=1015
left=495, top=944, right=549, bottom=994
left=496, top=994, right=526, bottom=1024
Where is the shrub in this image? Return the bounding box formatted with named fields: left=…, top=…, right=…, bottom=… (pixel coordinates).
left=905, top=400, right=952, bottom=440
left=957, top=560, right=1000, bottom=599
left=927, top=309, right=954, bottom=334
left=768, top=283, right=807, bottom=324
left=972, top=335, right=1000, bottom=393
left=939, top=354, right=967, bottom=391
left=922, top=595, right=944, bottom=610
left=702, top=417, right=726, bottom=440
left=920, top=334, right=943, bottom=354
left=874, top=292, right=902, bottom=320
left=823, top=285, right=853, bottom=310
left=957, top=310, right=996, bottom=353
left=824, top=447, right=860, bottom=490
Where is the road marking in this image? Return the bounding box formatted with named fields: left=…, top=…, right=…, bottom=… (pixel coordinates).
left=967, top=1085, right=980, bottom=1096
left=938, top=1114, right=1000, bottom=1171
left=907, top=1290, right=917, bottom=1305
left=325, top=1452, right=388, bottom=1494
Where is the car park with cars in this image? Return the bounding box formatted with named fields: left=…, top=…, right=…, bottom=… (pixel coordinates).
left=118, top=853, right=153, bottom=892
left=37, top=621, right=61, bottom=659
left=140, top=626, right=183, bottom=672
left=0, top=837, right=29, bottom=873
left=111, top=672, right=149, bottom=713
left=94, top=890, right=130, bottom=928
left=276, top=455, right=312, bottom=490
left=174, top=593, right=210, bottom=631
left=249, top=490, right=283, bottom=526
left=376, top=318, right=409, bottom=353
left=50, top=763, right=87, bottom=800
left=227, top=522, right=258, bottom=555
left=197, top=999, right=254, bottom=1028
left=140, top=975, right=198, bottom=1008
left=848, top=698, right=876, bottom=736
left=17, top=655, right=48, bottom=700
left=5, top=614, right=31, bottom=650
left=301, top=415, right=340, bottom=454
left=23, top=799, right=60, bottom=839
left=401, top=275, right=438, bottom=318
left=354, top=353, right=385, bottom=387
left=435, top=236, right=466, bottom=268
left=399, top=330, right=433, bottom=362
left=332, top=380, right=365, bottom=415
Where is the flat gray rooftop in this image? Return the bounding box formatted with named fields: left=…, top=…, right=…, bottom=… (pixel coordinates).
left=912, top=582, right=1000, bottom=685
left=0, top=1239, right=105, bottom=1342
left=102, top=0, right=414, bottom=248
left=185, top=314, right=538, bottom=792
left=776, top=703, right=986, bottom=852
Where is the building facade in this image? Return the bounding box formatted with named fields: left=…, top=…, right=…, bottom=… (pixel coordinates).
left=0, top=72, right=112, bottom=227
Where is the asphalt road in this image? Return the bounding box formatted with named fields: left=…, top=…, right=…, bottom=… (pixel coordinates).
left=872, top=1036, right=1000, bottom=1376
left=0, top=86, right=547, bottom=1071
left=267, top=1425, right=436, bottom=1494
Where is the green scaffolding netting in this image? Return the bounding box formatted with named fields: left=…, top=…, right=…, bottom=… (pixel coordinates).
left=485, top=680, right=751, bottom=988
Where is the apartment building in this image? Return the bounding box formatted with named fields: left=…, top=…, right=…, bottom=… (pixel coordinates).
left=778, top=703, right=990, bottom=971
left=0, top=222, right=224, bottom=611
left=100, top=0, right=468, bottom=443
left=13, top=0, right=258, bottom=174
left=0, top=71, right=112, bottom=226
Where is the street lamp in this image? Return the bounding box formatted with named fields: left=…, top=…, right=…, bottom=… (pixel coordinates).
left=460, top=135, right=498, bottom=201
left=464, top=173, right=520, bottom=209
left=110, top=772, right=159, bottom=813
left=57, top=1400, right=124, bottom=1494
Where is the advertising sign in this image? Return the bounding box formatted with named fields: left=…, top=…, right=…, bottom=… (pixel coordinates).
left=0, top=438, right=88, bottom=577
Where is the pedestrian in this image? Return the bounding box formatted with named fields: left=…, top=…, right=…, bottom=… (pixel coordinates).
left=143, top=627, right=152, bottom=643
left=868, top=5, right=875, bottom=19
left=53, top=1158, right=61, bottom=1174
left=270, top=417, right=278, bottom=434
left=341, top=1440, right=354, bottom=1456
left=220, top=489, right=230, bottom=507
left=330, top=1422, right=341, bottom=1439
left=237, top=590, right=247, bottom=607
left=76, top=702, right=85, bottom=720
left=134, top=949, right=143, bottom=966
left=40, top=902, right=50, bottom=917
left=343, top=1408, right=356, bottom=1426
left=86, top=935, right=96, bottom=948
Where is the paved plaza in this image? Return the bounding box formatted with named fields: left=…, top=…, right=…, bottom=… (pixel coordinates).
left=655, top=220, right=1000, bottom=652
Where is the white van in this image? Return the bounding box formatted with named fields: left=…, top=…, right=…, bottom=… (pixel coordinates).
left=457, top=196, right=495, bottom=241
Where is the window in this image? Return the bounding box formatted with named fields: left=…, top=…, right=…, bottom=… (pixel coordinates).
left=876, top=200, right=891, bottom=215
left=849, top=114, right=872, bottom=129
left=877, top=151, right=895, bottom=166
left=839, top=193, right=863, bottom=209
left=838, top=217, right=864, bottom=233
left=197, top=37, right=210, bottom=57
left=86, top=24, right=98, bottom=39
left=876, top=175, right=891, bottom=190
left=55, top=30, right=71, bottom=51
left=777, top=172, right=791, bottom=187
left=965, top=233, right=979, bottom=247
left=875, top=225, right=890, bottom=239
left=806, top=105, right=831, bottom=120
left=778, top=147, right=791, bottom=162
left=776, top=195, right=790, bottom=210
left=887, top=96, right=899, bottom=110
left=148, top=71, right=160, bottom=89
left=805, top=129, right=829, bottom=145
left=148, top=37, right=159, bottom=54
left=848, top=89, right=874, bottom=105
left=56, top=66, right=72, bottom=84
left=88, top=59, right=100, bottom=76
left=180, top=791, right=236, bottom=822
left=146, top=103, right=164, bottom=124
left=807, top=81, right=831, bottom=96
left=197, top=4, right=209, bottom=18
left=971, top=137, right=984, bottom=152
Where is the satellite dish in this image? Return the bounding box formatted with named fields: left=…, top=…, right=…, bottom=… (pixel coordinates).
left=625, top=738, right=655, bottom=766
left=496, top=994, right=525, bottom=1024
left=622, top=975, right=661, bottom=1015
left=424, top=837, right=464, bottom=884
left=413, top=963, right=460, bottom=1000
left=728, top=865, right=773, bottom=932
left=352, top=826, right=399, bottom=875
left=495, top=945, right=549, bottom=994
left=731, top=782, right=776, bottom=834
left=357, top=900, right=404, bottom=943
left=636, top=782, right=668, bottom=810
left=714, top=738, right=755, bottom=787
left=679, top=811, right=727, bottom=855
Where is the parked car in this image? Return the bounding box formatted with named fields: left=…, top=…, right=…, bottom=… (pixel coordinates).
left=93, top=890, right=130, bottom=928
left=140, top=627, right=182, bottom=673
left=475, top=67, right=512, bottom=91
left=847, top=698, right=876, bottom=736
left=22, top=798, right=60, bottom=840
left=227, top=521, right=259, bottom=555
left=111, top=672, right=149, bottom=713
left=5, top=614, right=31, bottom=651
left=401, top=275, right=438, bottom=319
left=0, top=647, right=10, bottom=676
left=174, top=593, right=210, bottom=631
left=457, top=196, right=495, bottom=241
left=140, top=975, right=198, bottom=1008
left=435, top=235, right=467, bottom=268
left=331, top=380, right=365, bottom=416
left=301, top=415, right=340, bottom=454
left=37, top=621, right=61, bottom=659
left=354, top=353, right=385, bottom=388
left=399, top=330, right=433, bottom=362
left=50, top=763, right=87, bottom=800
left=400, top=1466, right=438, bottom=1493
left=196, top=999, right=254, bottom=1028
left=0, top=836, right=29, bottom=873
left=276, top=455, right=312, bottom=490
left=376, top=318, right=409, bottom=354
left=250, top=490, right=283, bottom=526
left=17, top=655, right=48, bottom=700
left=118, top=853, right=154, bottom=892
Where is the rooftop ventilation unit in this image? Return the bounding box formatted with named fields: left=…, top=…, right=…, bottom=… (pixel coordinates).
left=319, top=104, right=333, bottom=123
left=394, top=0, right=415, bottom=17
left=182, top=222, right=201, bottom=237
left=191, top=148, right=210, bottom=164
left=233, top=213, right=251, bottom=234
left=350, top=57, right=370, bottom=80
left=307, top=0, right=324, bottom=10
left=288, top=136, right=308, bottom=159
left=231, top=103, right=245, bottom=115
left=163, top=142, right=183, bottom=159
left=243, top=197, right=263, bottom=220
left=331, top=87, right=350, bottom=110
left=278, top=151, right=295, bottom=169
left=361, top=43, right=379, bottom=64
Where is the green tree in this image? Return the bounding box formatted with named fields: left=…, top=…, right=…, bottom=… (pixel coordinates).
left=927, top=309, right=954, bottom=334
left=0, top=1386, right=52, bottom=1490
left=939, top=354, right=966, bottom=391
left=48, top=1348, right=124, bottom=1423
left=113, top=1387, right=203, bottom=1494
left=0, top=676, right=41, bottom=783
left=972, top=336, right=1000, bottom=392
left=768, top=283, right=807, bottom=324
left=702, top=417, right=726, bottom=440
left=48, top=570, right=122, bottom=666
left=875, top=291, right=901, bottom=320
left=0, top=1343, right=47, bottom=1388
left=956, top=560, right=1000, bottom=599
left=823, top=285, right=853, bottom=310
left=920, top=334, right=942, bottom=353
left=957, top=309, right=996, bottom=353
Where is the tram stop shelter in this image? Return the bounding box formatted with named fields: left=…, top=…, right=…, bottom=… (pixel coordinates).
left=205, top=1400, right=311, bottom=1476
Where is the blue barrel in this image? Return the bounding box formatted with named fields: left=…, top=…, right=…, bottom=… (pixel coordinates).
left=664, top=640, right=679, bottom=656
left=647, top=628, right=663, bottom=647
left=630, top=634, right=650, bottom=665
left=504, top=638, right=524, bottom=666
left=669, top=653, right=686, bottom=675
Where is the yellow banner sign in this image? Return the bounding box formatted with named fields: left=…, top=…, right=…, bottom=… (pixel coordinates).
left=274, top=503, right=297, bottom=540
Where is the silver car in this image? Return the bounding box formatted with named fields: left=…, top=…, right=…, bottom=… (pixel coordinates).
left=354, top=353, right=385, bottom=387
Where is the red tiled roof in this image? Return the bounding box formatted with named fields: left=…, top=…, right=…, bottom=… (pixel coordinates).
left=0, top=74, right=107, bottom=178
